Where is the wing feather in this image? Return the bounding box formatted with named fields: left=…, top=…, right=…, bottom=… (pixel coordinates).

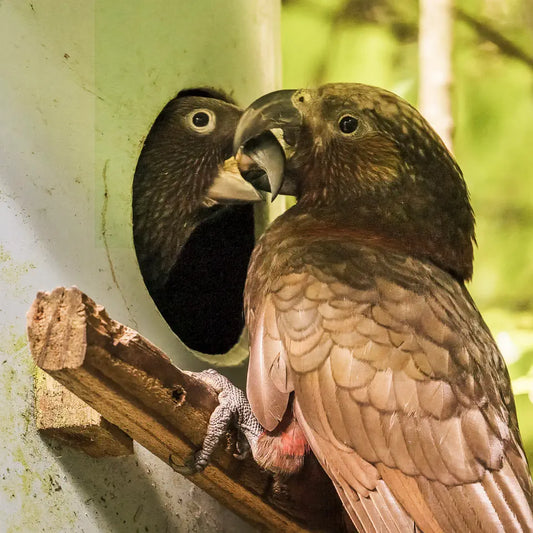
left=247, top=242, right=533, bottom=530
left=246, top=298, right=292, bottom=431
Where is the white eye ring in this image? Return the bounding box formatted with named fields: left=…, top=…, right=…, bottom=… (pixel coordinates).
left=186, top=108, right=216, bottom=134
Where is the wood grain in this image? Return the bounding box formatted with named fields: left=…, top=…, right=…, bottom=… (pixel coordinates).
left=27, top=287, right=348, bottom=533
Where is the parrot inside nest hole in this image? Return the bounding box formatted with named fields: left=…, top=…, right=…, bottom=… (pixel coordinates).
left=132, top=88, right=261, bottom=356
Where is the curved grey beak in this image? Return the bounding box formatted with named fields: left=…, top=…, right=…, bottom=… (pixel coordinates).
left=235, top=132, right=287, bottom=200
left=233, top=90, right=301, bottom=200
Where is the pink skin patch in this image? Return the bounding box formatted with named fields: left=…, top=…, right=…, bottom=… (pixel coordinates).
left=254, top=410, right=310, bottom=475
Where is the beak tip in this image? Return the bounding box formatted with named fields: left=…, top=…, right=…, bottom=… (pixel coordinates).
left=234, top=89, right=301, bottom=202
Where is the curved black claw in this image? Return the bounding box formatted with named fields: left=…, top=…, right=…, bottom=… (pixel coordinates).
left=233, top=429, right=251, bottom=461
left=170, top=451, right=210, bottom=475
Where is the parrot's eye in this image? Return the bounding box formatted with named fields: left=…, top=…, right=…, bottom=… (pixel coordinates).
left=193, top=112, right=209, bottom=127
left=187, top=109, right=216, bottom=133
left=338, top=115, right=359, bottom=134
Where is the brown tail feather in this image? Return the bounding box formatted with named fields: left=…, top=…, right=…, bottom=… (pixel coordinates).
left=482, top=472, right=523, bottom=531
left=294, top=399, right=533, bottom=532
left=378, top=465, right=444, bottom=533
left=297, top=407, right=415, bottom=532
left=333, top=480, right=372, bottom=532
left=382, top=460, right=533, bottom=533
left=487, top=459, right=533, bottom=531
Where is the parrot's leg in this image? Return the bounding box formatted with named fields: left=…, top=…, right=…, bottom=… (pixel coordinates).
left=173, top=370, right=309, bottom=476
left=172, top=369, right=263, bottom=474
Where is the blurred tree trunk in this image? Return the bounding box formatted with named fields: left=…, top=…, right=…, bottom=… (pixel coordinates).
left=418, top=0, right=454, bottom=151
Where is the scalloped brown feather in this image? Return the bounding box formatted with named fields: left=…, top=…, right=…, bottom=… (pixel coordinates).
left=245, top=215, right=533, bottom=531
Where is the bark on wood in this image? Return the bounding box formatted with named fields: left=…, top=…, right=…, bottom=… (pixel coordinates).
left=27, top=287, right=348, bottom=533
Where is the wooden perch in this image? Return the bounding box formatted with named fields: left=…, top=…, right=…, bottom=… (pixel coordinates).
left=27, top=287, right=349, bottom=533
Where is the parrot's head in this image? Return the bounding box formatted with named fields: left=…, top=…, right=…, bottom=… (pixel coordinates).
left=133, top=89, right=261, bottom=288
left=234, top=83, right=476, bottom=281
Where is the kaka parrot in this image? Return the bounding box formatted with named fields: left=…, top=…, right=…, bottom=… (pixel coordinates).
left=132, top=89, right=261, bottom=355
left=231, top=84, right=533, bottom=532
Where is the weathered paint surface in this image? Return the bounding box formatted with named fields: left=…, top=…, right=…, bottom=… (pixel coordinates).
left=0, top=1, right=280, bottom=530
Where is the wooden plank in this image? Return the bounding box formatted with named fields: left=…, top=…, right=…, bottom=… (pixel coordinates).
left=27, top=287, right=347, bottom=533
left=35, top=369, right=133, bottom=457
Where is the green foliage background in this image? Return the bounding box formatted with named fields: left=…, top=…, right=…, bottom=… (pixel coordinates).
left=281, top=0, right=533, bottom=464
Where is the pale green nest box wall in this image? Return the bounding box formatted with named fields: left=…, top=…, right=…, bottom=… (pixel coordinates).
left=0, top=1, right=280, bottom=531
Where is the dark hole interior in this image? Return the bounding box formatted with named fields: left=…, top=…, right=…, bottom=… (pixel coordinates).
left=151, top=204, right=255, bottom=354
left=132, top=88, right=256, bottom=355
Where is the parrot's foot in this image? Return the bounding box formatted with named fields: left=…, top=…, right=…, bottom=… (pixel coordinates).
left=172, top=369, right=263, bottom=475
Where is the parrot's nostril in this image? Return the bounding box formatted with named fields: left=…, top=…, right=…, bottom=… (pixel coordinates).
left=295, top=90, right=310, bottom=104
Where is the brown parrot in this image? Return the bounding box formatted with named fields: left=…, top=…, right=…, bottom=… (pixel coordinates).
left=232, top=83, right=533, bottom=532
left=132, top=89, right=261, bottom=354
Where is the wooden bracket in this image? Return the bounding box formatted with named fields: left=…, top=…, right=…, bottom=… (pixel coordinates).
left=34, top=368, right=133, bottom=457
left=27, top=287, right=349, bottom=533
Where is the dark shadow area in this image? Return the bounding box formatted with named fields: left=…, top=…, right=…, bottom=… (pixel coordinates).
left=42, top=438, right=180, bottom=532
left=159, top=204, right=254, bottom=354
